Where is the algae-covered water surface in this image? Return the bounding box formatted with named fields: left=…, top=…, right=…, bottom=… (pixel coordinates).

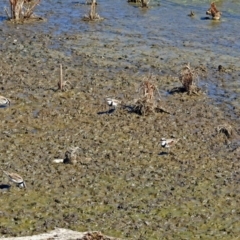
left=0, top=0, right=239, bottom=239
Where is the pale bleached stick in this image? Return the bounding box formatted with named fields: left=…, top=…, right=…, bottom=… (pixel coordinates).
left=58, top=64, right=63, bottom=91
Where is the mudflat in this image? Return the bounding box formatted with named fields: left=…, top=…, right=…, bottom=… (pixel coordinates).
left=0, top=1, right=240, bottom=239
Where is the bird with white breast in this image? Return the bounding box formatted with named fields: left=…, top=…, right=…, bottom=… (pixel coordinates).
left=0, top=96, right=10, bottom=108
left=161, top=138, right=179, bottom=154
left=3, top=171, right=26, bottom=188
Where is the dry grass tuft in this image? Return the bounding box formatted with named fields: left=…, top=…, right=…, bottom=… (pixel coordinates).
left=188, top=11, right=195, bottom=17
left=133, top=75, right=169, bottom=115
left=179, top=63, right=202, bottom=95
left=140, top=0, right=150, bottom=8
left=63, top=147, right=80, bottom=165
left=127, top=0, right=150, bottom=8
left=133, top=96, right=155, bottom=115
left=216, top=124, right=233, bottom=138
left=83, top=0, right=103, bottom=21
left=133, top=75, right=158, bottom=115
left=138, top=76, right=158, bottom=100
left=6, top=0, right=42, bottom=22
left=206, top=2, right=221, bottom=20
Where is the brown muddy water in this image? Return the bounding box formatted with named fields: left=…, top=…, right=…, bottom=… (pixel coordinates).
left=0, top=0, right=240, bottom=239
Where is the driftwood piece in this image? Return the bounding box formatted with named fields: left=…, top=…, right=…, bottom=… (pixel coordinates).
left=2, top=228, right=122, bottom=240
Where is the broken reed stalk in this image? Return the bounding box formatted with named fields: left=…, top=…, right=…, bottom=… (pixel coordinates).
left=179, top=63, right=201, bottom=95
left=180, top=63, right=194, bottom=93
left=8, top=0, right=40, bottom=21
left=139, top=79, right=158, bottom=100
left=83, top=0, right=103, bottom=21
left=12, top=0, right=24, bottom=20
left=24, top=0, right=40, bottom=18
left=133, top=75, right=162, bottom=115
left=141, top=0, right=149, bottom=8
left=216, top=124, right=233, bottom=138
left=127, top=0, right=149, bottom=5
left=86, top=0, right=97, bottom=4
left=139, top=74, right=162, bottom=102
left=58, top=64, right=63, bottom=91
left=64, top=147, right=79, bottom=165
left=90, top=1, right=96, bottom=20
left=57, top=64, right=72, bottom=92
left=206, top=2, right=221, bottom=20
left=4, top=7, right=11, bottom=19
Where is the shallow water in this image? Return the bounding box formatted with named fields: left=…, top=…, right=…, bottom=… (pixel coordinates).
left=1, top=0, right=239, bottom=116
left=0, top=2, right=240, bottom=239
